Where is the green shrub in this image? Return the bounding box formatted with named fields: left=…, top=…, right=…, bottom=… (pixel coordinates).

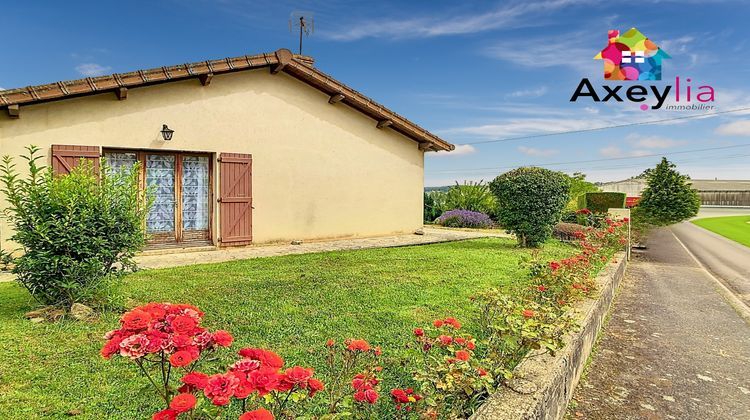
left=638, top=157, right=700, bottom=225
left=443, top=180, right=499, bottom=217
left=0, top=146, right=151, bottom=307
left=423, top=192, right=442, bottom=223
left=577, top=192, right=626, bottom=213
left=489, top=167, right=570, bottom=247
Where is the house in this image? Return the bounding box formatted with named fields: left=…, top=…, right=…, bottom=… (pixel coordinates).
left=0, top=48, right=454, bottom=250
left=594, top=28, right=670, bottom=81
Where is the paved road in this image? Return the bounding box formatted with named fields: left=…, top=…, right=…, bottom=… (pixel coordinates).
left=568, top=228, right=750, bottom=420
left=671, top=221, right=750, bottom=308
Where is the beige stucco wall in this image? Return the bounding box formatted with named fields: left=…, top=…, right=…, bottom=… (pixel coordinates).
left=0, top=70, right=425, bottom=249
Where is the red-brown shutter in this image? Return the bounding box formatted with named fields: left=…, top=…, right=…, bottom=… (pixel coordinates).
left=51, top=145, right=101, bottom=176
left=218, top=153, right=253, bottom=246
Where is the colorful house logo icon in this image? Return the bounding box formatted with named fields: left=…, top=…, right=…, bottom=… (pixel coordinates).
left=594, top=28, right=670, bottom=81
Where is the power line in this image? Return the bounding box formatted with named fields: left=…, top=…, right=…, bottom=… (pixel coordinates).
left=429, top=143, right=750, bottom=174
left=460, top=106, right=750, bottom=145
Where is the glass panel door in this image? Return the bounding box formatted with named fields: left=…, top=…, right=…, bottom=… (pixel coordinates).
left=145, top=154, right=176, bottom=236
left=181, top=156, right=210, bottom=233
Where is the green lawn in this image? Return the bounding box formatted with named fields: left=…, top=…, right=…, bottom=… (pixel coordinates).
left=0, top=238, right=575, bottom=419
left=692, top=215, right=750, bottom=247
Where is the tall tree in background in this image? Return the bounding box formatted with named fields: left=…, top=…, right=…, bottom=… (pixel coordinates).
left=565, top=172, right=600, bottom=212
left=638, top=157, right=700, bottom=225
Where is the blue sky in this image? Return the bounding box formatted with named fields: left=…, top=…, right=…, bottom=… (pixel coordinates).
left=2, top=1, right=749, bottom=186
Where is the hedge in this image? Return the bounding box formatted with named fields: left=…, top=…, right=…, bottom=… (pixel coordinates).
left=577, top=192, right=626, bottom=213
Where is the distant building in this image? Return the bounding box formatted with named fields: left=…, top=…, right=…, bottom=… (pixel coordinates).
left=601, top=179, right=750, bottom=207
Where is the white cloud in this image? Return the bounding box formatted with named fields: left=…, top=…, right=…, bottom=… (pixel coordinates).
left=517, top=146, right=558, bottom=157
left=626, top=134, right=686, bottom=149
left=506, top=86, right=548, bottom=98
left=75, top=63, right=112, bottom=77
left=599, top=145, right=651, bottom=158
left=431, top=144, right=476, bottom=157
left=715, top=120, right=750, bottom=136
left=320, top=0, right=591, bottom=41
left=482, top=31, right=594, bottom=71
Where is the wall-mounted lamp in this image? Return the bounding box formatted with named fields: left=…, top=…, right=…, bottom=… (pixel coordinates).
left=160, top=124, right=175, bottom=141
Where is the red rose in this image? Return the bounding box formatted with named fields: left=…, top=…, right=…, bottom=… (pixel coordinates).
left=247, top=368, right=281, bottom=396
left=238, top=348, right=284, bottom=370
left=391, top=389, right=409, bottom=403
left=233, top=375, right=254, bottom=399
left=437, top=335, right=452, bottom=346
left=466, top=341, right=476, bottom=350
left=444, top=317, right=461, bottom=329
left=364, top=389, right=379, bottom=404
left=181, top=372, right=209, bottom=390
left=152, top=409, right=177, bottom=420
left=374, top=346, right=382, bottom=356
left=122, top=309, right=152, bottom=331
left=433, top=319, right=444, bottom=328
left=282, top=366, right=314, bottom=388
left=169, top=393, right=196, bottom=413
left=212, top=330, right=234, bottom=347
left=549, top=261, right=561, bottom=271
left=522, top=309, right=535, bottom=318
left=454, top=337, right=466, bottom=345
left=537, top=285, right=547, bottom=292
left=413, top=328, right=424, bottom=337
left=325, top=339, right=335, bottom=347
left=100, top=336, right=123, bottom=359
left=455, top=350, right=470, bottom=361
left=169, top=350, right=194, bottom=367
left=204, top=373, right=240, bottom=406
left=308, top=378, right=325, bottom=397
left=477, top=368, right=488, bottom=376
left=346, top=339, right=370, bottom=352
left=170, top=315, right=198, bottom=335
left=239, top=408, right=275, bottom=420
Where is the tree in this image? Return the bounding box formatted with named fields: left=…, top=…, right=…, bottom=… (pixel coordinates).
left=565, top=172, right=600, bottom=212
left=489, top=167, right=570, bottom=247
left=638, top=157, right=700, bottom=225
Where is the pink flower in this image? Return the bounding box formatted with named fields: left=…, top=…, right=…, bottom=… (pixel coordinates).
left=119, top=334, right=150, bottom=359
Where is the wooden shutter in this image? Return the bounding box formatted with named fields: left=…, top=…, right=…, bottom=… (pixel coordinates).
left=51, top=145, right=101, bottom=176
left=218, top=153, right=253, bottom=246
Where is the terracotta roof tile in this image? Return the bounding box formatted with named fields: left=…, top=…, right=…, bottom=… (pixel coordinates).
left=0, top=49, right=453, bottom=151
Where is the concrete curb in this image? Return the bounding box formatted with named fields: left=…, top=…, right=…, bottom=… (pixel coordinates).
left=471, top=251, right=628, bottom=420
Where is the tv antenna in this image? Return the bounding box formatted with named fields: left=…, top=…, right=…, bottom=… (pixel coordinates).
left=289, top=11, right=314, bottom=55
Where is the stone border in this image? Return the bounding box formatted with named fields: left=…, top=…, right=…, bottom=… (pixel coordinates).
left=471, top=251, right=628, bottom=420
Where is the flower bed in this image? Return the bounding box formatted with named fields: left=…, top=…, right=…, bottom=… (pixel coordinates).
left=98, top=220, right=628, bottom=419
left=0, top=222, right=628, bottom=419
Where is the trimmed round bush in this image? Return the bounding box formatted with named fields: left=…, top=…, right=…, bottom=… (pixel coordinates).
left=489, top=167, right=570, bottom=247
left=435, top=209, right=493, bottom=228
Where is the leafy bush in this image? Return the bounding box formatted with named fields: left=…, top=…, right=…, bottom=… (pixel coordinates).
left=423, top=192, right=444, bottom=223
left=638, top=157, right=700, bottom=225
left=442, top=181, right=498, bottom=217
left=577, top=192, right=626, bottom=213
left=0, top=146, right=150, bottom=307
left=435, top=209, right=493, bottom=228
left=489, top=167, right=570, bottom=247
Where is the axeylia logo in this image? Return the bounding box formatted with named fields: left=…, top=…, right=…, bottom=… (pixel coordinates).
left=571, top=27, right=715, bottom=111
